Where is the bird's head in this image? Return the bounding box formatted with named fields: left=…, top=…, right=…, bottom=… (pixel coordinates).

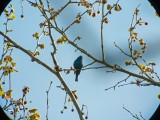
left=77, top=56, right=83, bottom=60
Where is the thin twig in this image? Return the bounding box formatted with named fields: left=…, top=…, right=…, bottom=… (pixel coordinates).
left=101, top=3, right=105, bottom=62
left=114, top=42, right=131, bottom=57
left=63, top=1, right=98, bottom=32
left=139, top=112, right=145, bottom=120
left=105, top=75, right=130, bottom=91
left=82, top=66, right=106, bottom=71
left=81, top=104, right=88, bottom=119
left=46, top=81, right=53, bottom=120
left=123, top=105, right=145, bottom=120
left=83, top=61, right=95, bottom=68
left=103, top=0, right=120, bottom=17
left=0, top=31, right=159, bottom=87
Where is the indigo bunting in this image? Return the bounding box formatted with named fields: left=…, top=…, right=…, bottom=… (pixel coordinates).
left=73, top=56, right=83, bottom=82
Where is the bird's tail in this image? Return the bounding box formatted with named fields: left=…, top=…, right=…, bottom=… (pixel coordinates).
left=75, top=75, right=78, bottom=82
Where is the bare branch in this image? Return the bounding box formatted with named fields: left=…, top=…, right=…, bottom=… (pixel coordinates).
left=103, top=0, right=121, bottom=17
left=123, top=105, right=145, bottom=120
left=105, top=75, right=130, bottom=91
left=114, top=42, right=131, bottom=57
left=83, top=61, right=95, bottom=68
left=46, top=81, right=53, bottom=120
left=101, top=3, right=105, bottom=62
left=0, top=31, right=84, bottom=120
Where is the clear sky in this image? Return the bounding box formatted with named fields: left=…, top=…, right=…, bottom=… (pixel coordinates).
left=0, top=0, right=160, bottom=120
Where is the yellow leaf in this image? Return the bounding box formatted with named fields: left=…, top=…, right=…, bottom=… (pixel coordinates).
left=134, top=8, right=139, bottom=15
left=0, top=84, right=4, bottom=96
left=107, top=4, right=112, bottom=10
left=4, top=66, right=14, bottom=76
left=145, top=67, right=152, bottom=73
left=29, top=109, right=38, bottom=114
left=0, top=84, right=3, bottom=90
left=62, top=36, right=67, bottom=42
left=57, top=36, right=67, bottom=44
left=77, top=36, right=81, bottom=40
left=8, top=13, right=16, bottom=20
left=29, top=112, right=40, bottom=120
left=4, top=56, right=13, bottom=63
left=39, top=44, right=45, bottom=49
left=72, top=90, right=78, bottom=100
left=57, top=39, right=63, bottom=44
left=102, top=0, right=107, bottom=4
left=34, top=113, right=41, bottom=119
left=11, top=62, right=16, bottom=67
left=4, top=90, right=12, bottom=99
left=131, top=32, right=138, bottom=39
left=3, top=9, right=9, bottom=14
left=32, top=32, right=39, bottom=40
left=68, top=98, right=72, bottom=102
left=29, top=115, right=35, bottom=120
left=33, top=51, right=40, bottom=56
left=138, top=64, right=146, bottom=70
left=103, top=18, right=109, bottom=24
left=0, top=91, right=4, bottom=96
left=125, top=60, right=130, bottom=66
left=114, top=4, right=122, bottom=11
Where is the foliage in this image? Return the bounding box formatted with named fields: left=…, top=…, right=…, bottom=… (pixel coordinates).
left=0, top=0, right=159, bottom=120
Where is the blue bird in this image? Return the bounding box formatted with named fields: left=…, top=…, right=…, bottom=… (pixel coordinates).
left=73, top=56, right=83, bottom=82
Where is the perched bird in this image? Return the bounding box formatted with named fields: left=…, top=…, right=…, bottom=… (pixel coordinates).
left=73, top=56, right=83, bottom=82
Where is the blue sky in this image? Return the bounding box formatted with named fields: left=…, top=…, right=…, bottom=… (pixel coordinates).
left=0, top=0, right=160, bottom=120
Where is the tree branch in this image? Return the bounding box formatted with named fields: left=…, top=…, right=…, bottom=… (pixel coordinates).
left=0, top=31, right=84, bottom=120
left=46, top=81, right=53, bottom=120
left=101, top=3, right=105, bottom=62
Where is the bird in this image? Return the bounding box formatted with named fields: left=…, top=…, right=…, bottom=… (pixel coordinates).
left=73, top=56, right=83, bottom=82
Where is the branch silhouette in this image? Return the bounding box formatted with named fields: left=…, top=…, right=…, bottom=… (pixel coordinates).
left=0, top=0, right=159, bottom=120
